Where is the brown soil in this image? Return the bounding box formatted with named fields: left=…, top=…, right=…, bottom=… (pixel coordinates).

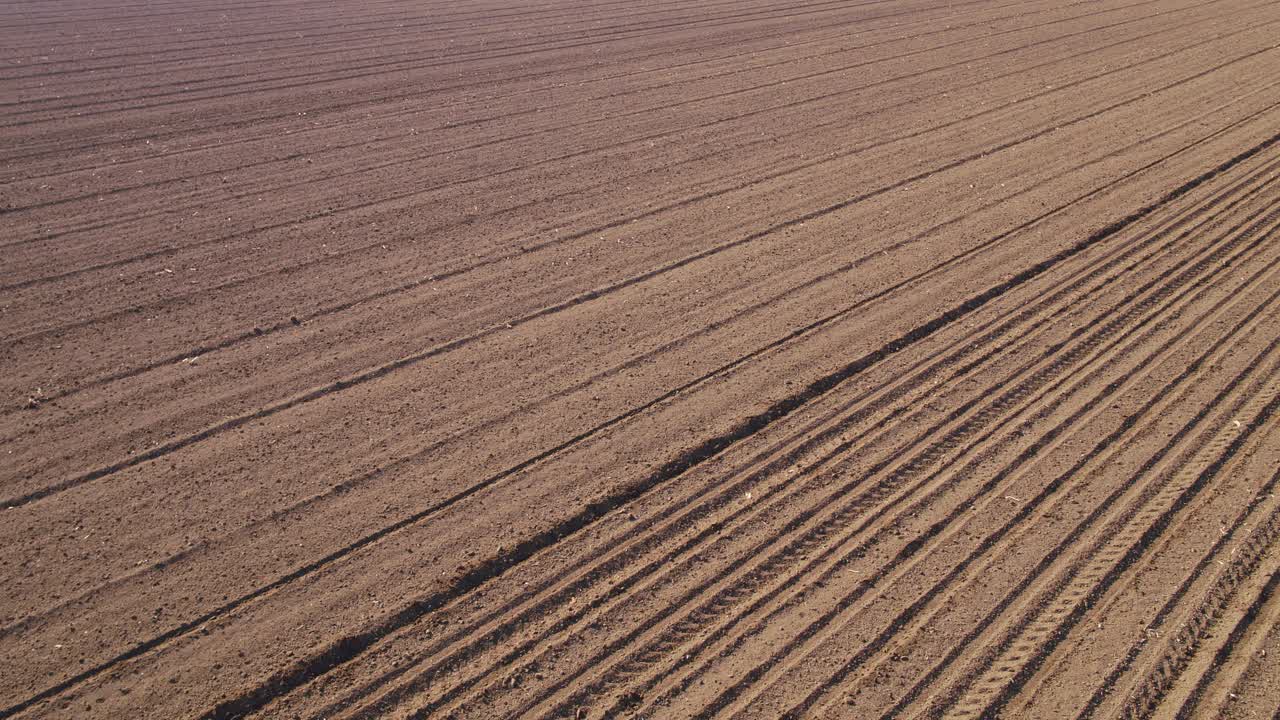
left=3, top=0, right=1280, bottom=717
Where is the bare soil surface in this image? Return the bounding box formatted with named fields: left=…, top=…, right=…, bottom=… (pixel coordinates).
left=3, top=0, right=1280, bottom=717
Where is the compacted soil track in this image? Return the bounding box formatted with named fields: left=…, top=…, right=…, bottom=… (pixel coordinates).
left=3, top=0, right=1280, bottom=717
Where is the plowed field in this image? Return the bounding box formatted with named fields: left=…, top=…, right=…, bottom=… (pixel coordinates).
left=3, top=0, right=1280, bottom=717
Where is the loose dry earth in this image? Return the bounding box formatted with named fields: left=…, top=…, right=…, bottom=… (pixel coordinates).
left=3, top=0, right=1280, bottom=717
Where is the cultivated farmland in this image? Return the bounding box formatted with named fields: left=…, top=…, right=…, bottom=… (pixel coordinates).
left=3, top=0, right=1280, bottom=717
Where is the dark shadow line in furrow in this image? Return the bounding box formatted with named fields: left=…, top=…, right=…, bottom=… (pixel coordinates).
left=330, top=150, right=1280, bottom=720
left=2, top=99, right=1273, bottom=720
left=638, top=195, right=1280, bottom=720
left=178, top=130, right=1280, bottom=720
left=784, top=291, right=1280, bottom=720
left=5, top=35, right=1267, bottom=510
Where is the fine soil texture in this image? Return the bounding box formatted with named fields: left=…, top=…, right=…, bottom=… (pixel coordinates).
left=3, top=0, right=1280, bottom=718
